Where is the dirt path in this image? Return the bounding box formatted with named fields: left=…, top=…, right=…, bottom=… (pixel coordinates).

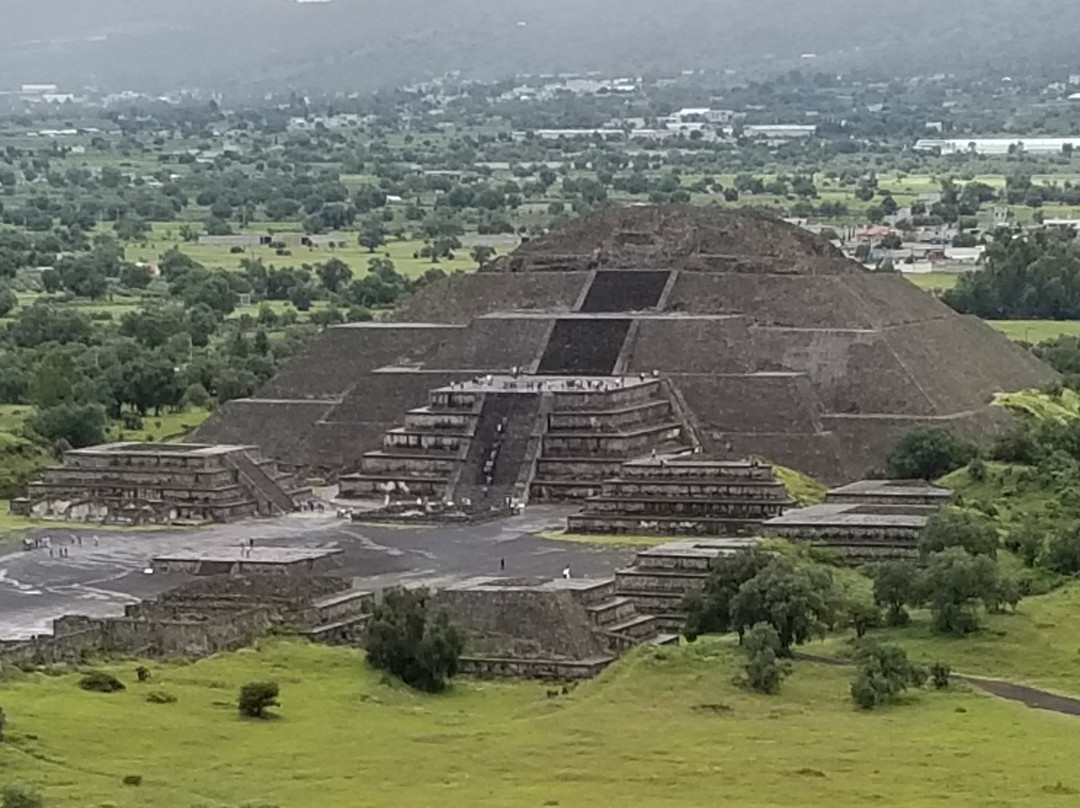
left=795, top=651, right=1080, bottom=718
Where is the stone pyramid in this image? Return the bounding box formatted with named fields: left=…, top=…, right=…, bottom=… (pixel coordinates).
left=193, top=206, right=1054, bottom=488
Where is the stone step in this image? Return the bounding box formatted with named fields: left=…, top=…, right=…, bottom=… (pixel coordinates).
left=585, top=596, right=639, bottom=627
left=649, top=633, right=680, bottom=646
left=606, top=613, right=660, bottom=639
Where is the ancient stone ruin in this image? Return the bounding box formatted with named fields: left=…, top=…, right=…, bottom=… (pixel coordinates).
left=763, top=479, right=955, bottom=558
left=567, top=454, right=795, bottom=536
left=13, top=442, right=305, bottom=524
left=435, top=576, right=677, bottom=679
left=193, top=206, right=1053, bottom=494
left=0, top=575, right=373, bottom=667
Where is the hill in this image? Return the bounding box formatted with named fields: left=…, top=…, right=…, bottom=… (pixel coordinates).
left=2, top=0, right=1080, bottom=93
left=0, top=638, right=1078, bottom=807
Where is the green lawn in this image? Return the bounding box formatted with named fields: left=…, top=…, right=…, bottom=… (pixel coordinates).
left=819, top=578, right=1080, bottom=699
left=904, top=272, right=961, bottom=292
left=123, top=234, right=483, bottom=280
left=107, top=407, right=212, bottom=443
left=986, top=320, right=1080, bottom=342
left=1, top=639, right=1078, bottom=808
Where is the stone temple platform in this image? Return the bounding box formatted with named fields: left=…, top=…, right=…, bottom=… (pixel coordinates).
left=152, top=547, right=344, bottom=577
left=435, top=575, right=677, bottom=679
left=14, top=442, right=303, bottom=525
left=339, top=372, right=691, bottom=515
left=763, top=479, right=954, bottom=559
left=614, top=538, right=759, bottom=630
left=568, top=455, right=795, bottom=536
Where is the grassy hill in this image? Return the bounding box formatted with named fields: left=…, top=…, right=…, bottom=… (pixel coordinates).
left=0, top=638, right=1078, bottom=808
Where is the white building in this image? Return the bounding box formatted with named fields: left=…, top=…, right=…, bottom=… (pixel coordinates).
left=915, top=137, right=1080, bottom=155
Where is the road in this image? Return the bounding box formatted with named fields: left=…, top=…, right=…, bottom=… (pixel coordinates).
left=0, top=506, right=634, bottom=640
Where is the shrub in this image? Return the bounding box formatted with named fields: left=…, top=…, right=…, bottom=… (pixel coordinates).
left=366, top=588, right=463, bottom=693
left=872, top=560, right=919, bottom=627
left=885, top=427, right=977, bottom=480
left=238, top=681, right=279, bottom=718
left=930, top=662, right=952, bottom=689
left=145, top=691, right=177, bottom=704
left=850, top=640, right=925, bottom=710
left=741, top=622, right=791, bottom=694
left=922, top=548, right=1013, bottom=635
left=79, top=671, right=125, bottom=693
left=1041, top=527, right=1080, bottom=575
left=919, top=507, right=999, bottom=559
left=1, top=785, right=43, bottom=808
left=122, top=774, right=142, bottom=786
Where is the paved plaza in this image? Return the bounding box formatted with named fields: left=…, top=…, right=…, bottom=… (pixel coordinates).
left=0, top=506, right=633, bottom=639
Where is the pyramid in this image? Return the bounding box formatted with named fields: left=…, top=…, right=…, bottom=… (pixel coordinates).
left=192, top=206, right=1055, bottom=492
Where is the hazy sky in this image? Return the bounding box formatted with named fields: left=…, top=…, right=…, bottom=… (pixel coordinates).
left=1, top=0, right=1076, bottom=93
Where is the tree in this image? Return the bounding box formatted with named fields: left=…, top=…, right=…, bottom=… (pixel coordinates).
left=26, top=402, right=107, bottom=448
left=872, top=560, right=919, bottom=626
left=885, top=427, right=977, bottom=480
left=849, top=639, right=925, bottom=710
left=844, top=600, right=882, bottom=638
left=921, top=547, right=1012, bottom=635
left=238, top=681, right=279, bottom=719
left=358, top=220, right=387, bottom=253
left=1, top=784, right=43, bottom=808
left=683, top=549, right=774, bottom=640
left=365, top=588, right=463, bottom=693
left=471, top=245, right=495, bottom=268
left=730, top=558, right=836, bottom=653
left=1041, top=526, right=1080, bottom=575
left=918, top=508, right=999, bottom=560
left=317, top=257, right=353, bottom=293
left=741, top=622, right=791, bottom=694
left=119, top=263, right=154, bottom=290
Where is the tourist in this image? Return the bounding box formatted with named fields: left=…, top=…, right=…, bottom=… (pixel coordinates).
left=562, top=566, right=571, bottom=579
left=500, top=558, right=506, bottom=571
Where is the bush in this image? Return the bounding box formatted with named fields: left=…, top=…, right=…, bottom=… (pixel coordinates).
left=850, top=640, right=925, bottom=710
left=918, top=508, right=999, bottom=559
left=741, top=622, right=791, bottom=694
left=122, top=774, right=142, bottom=786
left=930, top=662, right=952, bottom=689
left=238, top=681, right=279, bottom=718
left=1041, top=527, right=1080, bottom=575
left=79, top=671, right=125, bottom=693
left=885, top=427, right=977, bottom=480
left=145, top=690, right=177, bottom=704
left=1, top=785, right=43, bottom=808
left=366, top=588, right=463, bottom=693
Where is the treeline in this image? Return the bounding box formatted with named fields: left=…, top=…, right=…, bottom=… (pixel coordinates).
left=943, top=228, right=1080, bottom=319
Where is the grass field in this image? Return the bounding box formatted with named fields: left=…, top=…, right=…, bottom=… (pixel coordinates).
left=122, top=229, right=483, bottom=279
left=1, top=639, right=1079, bottom=808
left=903, top=272, right=961, bottom=292
left=986, top=320, right=1080, bottom=342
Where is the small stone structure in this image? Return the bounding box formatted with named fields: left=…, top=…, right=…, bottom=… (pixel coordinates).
left=614, top=538, right=760, bottom=630
left=435, top=576, right=677, bottom=679
left=14, top=442, right=304, bottom=524
left=762, top=479, right=954, bottom=559
left=151, top=547, right=344, bottom=577
left=568, top=455, right=795, bottom=536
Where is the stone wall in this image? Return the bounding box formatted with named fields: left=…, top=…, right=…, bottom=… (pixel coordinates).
left=434, top=582, right=606, bottom=660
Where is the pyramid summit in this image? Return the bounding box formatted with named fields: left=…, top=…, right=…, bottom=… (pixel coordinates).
left=193, top=206, right=1054, bottom=498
